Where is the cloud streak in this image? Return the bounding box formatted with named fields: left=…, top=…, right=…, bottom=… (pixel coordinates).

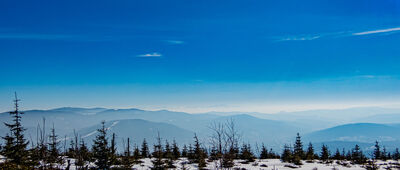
left=278, top=35, right=321, bottom=41
left=353, top=27, right=400, bottom=36
left=165, top=40, right=184, bottom=44
left=137, top=52, right=162, bottom=58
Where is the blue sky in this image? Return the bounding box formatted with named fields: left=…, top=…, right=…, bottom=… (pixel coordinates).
left=1, top=0, right=400, bottom=113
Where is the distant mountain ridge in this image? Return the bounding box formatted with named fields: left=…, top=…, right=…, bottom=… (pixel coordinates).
left=1, top=106, right=400, bottom=151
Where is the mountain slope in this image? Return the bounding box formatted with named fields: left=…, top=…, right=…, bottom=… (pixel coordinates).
left=304, top=123, right=400, bottom=143
left=77, top=119, right=195, bottom=151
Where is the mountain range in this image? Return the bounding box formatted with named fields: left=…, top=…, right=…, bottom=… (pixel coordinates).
left=1, top=107, right=399, bottom=152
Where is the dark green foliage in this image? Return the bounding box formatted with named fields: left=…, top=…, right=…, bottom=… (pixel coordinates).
left=1, top=93, right=29, bottom=166
left=192, top=134, right=207, bottom=169
left=320, top=144, right=330, bottom=162
left=293, top=133, right=304, bottom=160
left=239, top=143, right=255, bottom=163
left=110, top=133, right=118, bottom=165
left=333, top=149, right=342, bottom=160
left=141, top=139, right=150, bottom=158
left=351, top=144, right=366, bottom=164
left=172, top=140, right=180, bottom=160
left=281, top=144, right=292, bottom=163
left=133, top=145, right=141, bottom=161
left=381, top=146, right=388, bottom=161
left=259, top=144, right=269, bottom=159
left=181, top=144, right=188, bottom=158
left=373, top=141, right=381, bottom=160
left=47, top=125, right=62, bottom=164
left=305, top=142, right=315, bottom=161
left=163, top=140, right=176, bottom=168
left=121, top=138, right=133, bottom=169
left=92, top=121, right=111, bottom=169
left=393, top=148, right=400, bottom=160
left=151, top=133, right=165, bottom=169
left=76, top=139, right=91, bottom=168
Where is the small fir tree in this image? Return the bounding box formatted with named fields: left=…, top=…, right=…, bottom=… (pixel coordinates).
left=92, top=121, right=111, bottom=169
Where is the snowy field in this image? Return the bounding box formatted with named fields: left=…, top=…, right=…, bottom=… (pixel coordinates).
left=53, top=158, right=400, bottom=170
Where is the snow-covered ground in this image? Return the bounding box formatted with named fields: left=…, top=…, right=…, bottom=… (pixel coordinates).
left=0, top=155, right=5, bottom=164
left=52, top=158, right=400, bottom=170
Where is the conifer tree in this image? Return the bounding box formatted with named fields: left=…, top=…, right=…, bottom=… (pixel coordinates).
left=382, top=146, right=388, bottom=161
left=164, top=140, right=172, bottom=158
left=281, top=144, right=292, bottom=163
left=181, top=144, right=188, bottom=158
left=76, top=138, right=91, bottom=169
left=240, top=143, right=255, bottom=163
left=320, top=144, right=330, bottom=162
left=110, top=133, right=117, bottom=165
left=193, top=134, right=207, bottom=168
left=1, top=93, right=29, bottom=166
left=260, top=144, right=268, bottom=159
left=293, top=133, right=304, bottom=159
left=92, top=121, right=111, bottom=169
left=141, top=139, right=149, bottom=158
left=373, top=141, right=381, bottom=160
left=133, top=145, right=141, bottom=162
left=392, top=148, right=400, bottom=160
left=333, top=149, right=341, bottom=160
left=48, top=124, right=61, bottom=165
left=305, top=142, right=315, bottom=161
left=172, top=140, right=180, bottom=159
left=151, top=133, right=165, bottom=169
left=121, top=138, right=133, bottom=169
left=187, top=144, right=194, bottom=160
left=163, top=140, right=176, bottom=168
left=351, top=144, right=366, bottom=164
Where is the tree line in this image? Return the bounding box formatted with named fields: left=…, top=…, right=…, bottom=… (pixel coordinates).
left=1, top=94, right=399, bottom=169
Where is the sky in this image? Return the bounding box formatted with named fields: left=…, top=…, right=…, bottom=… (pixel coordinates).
left=1, top=0, right=400, bottom=113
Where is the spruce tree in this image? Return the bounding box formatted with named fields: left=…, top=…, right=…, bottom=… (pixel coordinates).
left=133, top=145, right=141, bottom=162
left=305, top=142, right=315, bottom=161
left=382, top=146, right=388, bottom=161
left=121, top=138, right=133, bottom=169
left=1, top=93, right=29, bottom=166
left=172, top=140, right=180, bottom=159
left=240, top=143, right=255, bottom=163
left=392, top=148, right=400, bottom=160
left=260, top=144, right=268, bottom=159
left=373, top=141, right=381, bottom=160
left=193, top=134, right=207, bottom=168
left=320, top=144, right=330, bottom=162
left=293, top=133, right=304, bottom=159
left=110, top=133, right=117, bottom=165
left=76, top=139, right=91, bottom=169
left=48, top=124, right=61, bottom=165
left=163, top=140, right=176, bottom=168
left=333, top=149, right=341, bottom=160
left=281, top=144, right=292, bottom=163
left=92, top=121, right=110, bottom=169
left=141, top=139, right=149, bottom=158
left=181, top=144, right=188, bottom=158
left=151, top=133, right=165, bottom=169
left=351, top=144, right=366, bottom=164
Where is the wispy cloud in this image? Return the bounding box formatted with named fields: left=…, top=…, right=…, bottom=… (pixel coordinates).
left=353, top=27, right=400, bottom=36
left=0, top=33, right=79, bottom=40
left=0, top=33, right=116, bottom=41
left=165, top=40, right=184, bottom=44
left=137, top=52, right=162, bottom=58
left=278, top=35, right=321, bottom=41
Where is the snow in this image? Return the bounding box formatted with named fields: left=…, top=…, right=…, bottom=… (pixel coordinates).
left=2, top=156, right=398, bottom=170
left=0, top=155, right=5, bottom=164
left=58, top=158, right=400, bottom=170
left=82, top=120, right=120, bottom=139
